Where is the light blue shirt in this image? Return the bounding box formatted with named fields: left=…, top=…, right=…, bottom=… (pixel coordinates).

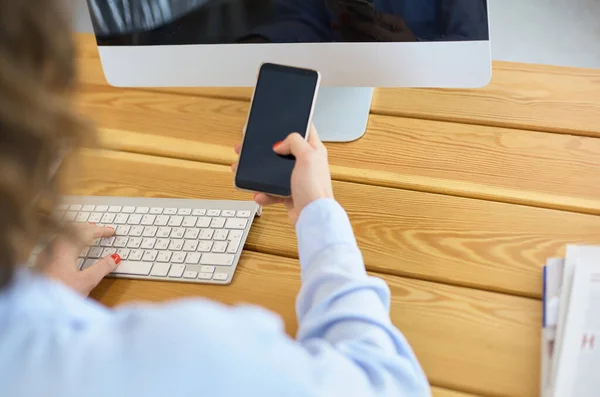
left=0, top=199, right=430, bottom=397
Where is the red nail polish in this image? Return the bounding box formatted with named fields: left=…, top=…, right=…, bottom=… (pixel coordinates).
left=273, top=141, right=283, bottom=149
left=89, top=222, right=96, bottom=225
left=111, top=254, right=121, bottom=265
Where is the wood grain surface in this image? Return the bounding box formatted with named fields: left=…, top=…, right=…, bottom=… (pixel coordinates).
left=73, top=153, right=541, bottom=397
left=72, top=150, right=600, bottom=299
left=77, top=85, right=600, bottom=216
left=73, top=33, right=600, bottom=397
left=76, top=34, right=600, bottom=137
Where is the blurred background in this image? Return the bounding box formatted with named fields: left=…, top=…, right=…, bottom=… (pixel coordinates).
left=72, top=0, right=600, bottom=69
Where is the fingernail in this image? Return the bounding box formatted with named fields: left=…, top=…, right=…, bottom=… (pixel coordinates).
left=253, top=193, right=259, bottom=199
left=89, top=222, right=96, bottom=225
left=111, top=254, right=121, bottom=265
left=273, top=141, right=283, bottom=149
left=107, top=226, right=115, bottom=230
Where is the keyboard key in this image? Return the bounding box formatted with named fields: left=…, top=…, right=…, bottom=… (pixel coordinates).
left=142, top=226, right=158, bottom=237
left=198, top=241, right=213, bottom=252
left=177, top=208, right=192, bottom=215
left=228, top=230, right=243, bottom=240
left=184, top=270, right=198, bottom=279
left=69, top=204, right=82, bottom=211
left=88, top=247, right=103, bottom=259
left=154, top=215, right=169, bottom=226
left=200, top=266, right=215, bottom=274
left=183, top=240, right=199, bottom=252
left=150, top=262, right=170, bottom=277
left=141, top=215, right=156, bottom=226
left=116, top=248, right=130, bottom=260
left=127, top=237, right=142, bottom=249
left=91, top=238, right=101, bottom=247
left=225, top=218, right=248, bottom=230
left=122, top=206, right=136, bottom=214
left=141, top=238, right=156, bottom=249
left=184, top=228, right=200, bottom=239
left=196, top=217, right=211, bottom=228
left=222, top=210, right=235, bottom=217
left=150, top=207, right=163, bottom=215
left=185, top=253, right=201, bottom=264
left=227, top=239, right=241, bottom=254
left=155, top=239, right=170, bottom=250
left=213, top=230, right=229, bottom=241
left=64, top=211, right=78, bottom=222
left=168, top=216, right=183, bottom=227
left=88, top=213, right=103, bottom=223
left=82, top=205, right=96, bottom=212
left=142, top=250, right=158, bottom=262
left=210, top=218, right=226, bottom=229
left=200, top=253, right=234, bottom=266
left=135, top=207, right=149, bottom=214
left=115, top=225, right=131, bottom=236
left=236, top=211, right=251, bottom=218
left=56, top=204, right=69, bottom=211
left=212, top=241, right=227, bottom=253
left=75, top=212, right=90, bottom=223
left=77, top=258, right=84, bottom=269
left=168, top=264, right=185, bottom=278
left=197, top=272, right=213, bottom=280
left=129, top=249, right=144, bottom=261
left=213, top=273, right=229, bottom=281
left=207, top=210, right=221, bottom=217
left=157, top=227, right=172, bottom=238
left=168, top=239, right=184, bottom=251
left=164, top=208, right=177, bottom=215
left=113, top=237, right=128, bottom=248
left=100, top=237, right=115, bottom=247
left=101, top=213, right=116, bottom=223
left=108, top=206, right=122, bottom=213
left=171, top=252, right=186, bottom=264
left=156, top=251, right=172, bottom=263
left=112, top=261, right=152, bottom=276
left=129, top=226, right=144, bottom=237
left=79, top=247, right=90, bottom=258
left=171, top=228, right=185, bottom=239
left=95, top=205, right=109, bottom=212
left=182, top=216, right=197, bottom=227
left=199, top=229, right=214, bottom=240
left=127, top=214, right=142, bottom=225
left=114, top=214, right=129, bottom=224
left=81, top=259, right=96, bottom=270
left=192, top=209, right=206, bottom=216
left=102, top=247, right=117, bottom=256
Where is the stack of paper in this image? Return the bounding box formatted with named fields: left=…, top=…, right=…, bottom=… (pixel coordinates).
left=541, top=246, right=600, bottom=397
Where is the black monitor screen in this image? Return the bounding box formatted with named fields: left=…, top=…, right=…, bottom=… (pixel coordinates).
left=87, top=0, right=489, bottom=46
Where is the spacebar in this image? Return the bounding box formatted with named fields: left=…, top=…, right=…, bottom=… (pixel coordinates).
left=111, top=261, right=152, bottom=276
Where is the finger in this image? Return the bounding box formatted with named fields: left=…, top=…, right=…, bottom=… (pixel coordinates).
left=81, top=254, right=120, bottom=288
left=273, top=133, right=311, bottom=157
left=254, top=193, right=285, bottom=206
left=231, top=162, right=238, bottom=173
left=82, top=224, right=115, bottom=241
left=307, top=124, right=326, bottom=151
left=234, top=143, right=242, bottom=155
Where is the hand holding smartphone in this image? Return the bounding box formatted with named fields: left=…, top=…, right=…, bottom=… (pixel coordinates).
left=234, top=63, right=321, bottom=197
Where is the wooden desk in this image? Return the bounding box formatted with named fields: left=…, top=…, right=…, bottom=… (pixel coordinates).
left=74, top=34, right=600, bottom=397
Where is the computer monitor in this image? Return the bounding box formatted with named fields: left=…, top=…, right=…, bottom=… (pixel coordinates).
left=85, top=0, right=491, bottom=142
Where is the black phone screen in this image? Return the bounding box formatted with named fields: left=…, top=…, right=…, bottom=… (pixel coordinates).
left=235, top=63, right=319, bottom=197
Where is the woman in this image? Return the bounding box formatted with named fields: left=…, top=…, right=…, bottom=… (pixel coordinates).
left=0, top=1, right=430, bottom=396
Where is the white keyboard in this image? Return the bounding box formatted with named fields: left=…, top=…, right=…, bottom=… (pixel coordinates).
left=47, top=196, right=261, bottom=285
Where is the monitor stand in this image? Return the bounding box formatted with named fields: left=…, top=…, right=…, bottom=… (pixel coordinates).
left=312, top=87, right=374, bottom=142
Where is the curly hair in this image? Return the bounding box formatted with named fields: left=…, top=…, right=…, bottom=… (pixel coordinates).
left=0, top=0, right=90, bottom=288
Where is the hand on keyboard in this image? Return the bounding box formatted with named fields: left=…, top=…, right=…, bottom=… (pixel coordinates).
left=233, top=125, right=334, bottom=226
left=38, top=223, right=120, bottom=296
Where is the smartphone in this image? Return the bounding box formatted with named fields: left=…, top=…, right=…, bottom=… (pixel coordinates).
left=234, top=63, right=321, bottom=197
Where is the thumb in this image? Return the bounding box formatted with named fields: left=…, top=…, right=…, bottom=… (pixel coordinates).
left=81, top=254, right=120, bottom=287
left=273, top=133, right=310, bottom=157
